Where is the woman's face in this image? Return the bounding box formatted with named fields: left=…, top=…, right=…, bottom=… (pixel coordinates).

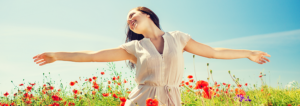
left=127, top=9, right=150, bottom=34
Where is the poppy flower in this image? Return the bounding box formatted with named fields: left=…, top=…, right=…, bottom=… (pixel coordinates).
left=73, top=89, right=78, bottom=94
left=27, top=86, right=32, bottom=92
left=185, top=82, right=189, bottom=85
left=108, top=80, right=111, bottom=84
left=214, top=82, right=217, bottom=85
left=4, top=92, right=9, bottom=97
left=113, top=93, right=118, bottom=98
left=202, top=86, right=211, bottom=99
left=124, top=79, right=127, bottom=83
left=52, top=95, right=62, bottom=101
left=68, top=102, right=75, bottom=106
left=119, top=97, right=127, bottom=102
left=93, top=76, right=97, bottom=80
left=181, top=81, right=184, bottom=83
left=101, top=72, right=105, bottom=75
left=228, top=84, right=231, bottom=88
left=43, top=84, right=46, bottom=87
left=75, top=81, right=78, bottom=83
left=245, top=83, right=248, bottom=86
left=89, top=78, right=92, bottom=82
left=187, top=75, right=193, bottom=79
left=117, top=82, right=121, bottom=86
left=85, top=79, right=88, bottom=81
left=189, top=79, right=194, bottom=83
left=30, top=83, right=35, bottom=86
left=26, top=100, right=32, bottom=104
left=223, top=83, right=226, bottom=85
left=70, top=81, right=75, bottom=86
left=194, top=80, right=208, bottom=89
left=10, top=102, right=15, bottom=106
left=216, top=88, right=219, bottom=92
left=117, top=76, right=120, bottom=80
left=238, top=84, right=242, bottom=88
left=19, top=84, right=24, bottom=86
left=102, top=93, right=109, bottom=97
left=112, top=77, right=116, bottom=81
left=14, top=93, right=17, bottom=96
left=189, top=85, right=193, bottom=88
left=93, top=85, right=99, bottom=89
left=235, top=88, right=246, bottom=96
left=92, top=91, right=96, bottom=95
left=50, top=86, right=54, bottom=90
left=146, top=98, right=159, bottom=106
left=259, top=75, right=262, bottom=78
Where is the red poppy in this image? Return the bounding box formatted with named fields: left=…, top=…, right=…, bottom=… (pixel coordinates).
left=189, top=85, right=193, bottom=88
left=89, top=78, right=92, bottom=82
left=214, top=82, right=217, bottom=85
left=19, top=84, right=24, bottom=86
left=217, top=84, right=220, bottom=87
left=50, top=86, right=54, bottom=90
left=216, top=88, right=219, bottom=92
left=92, top=91, right=96, bottom=95
left=4, top=92, right=9, bottom=97
left=181, top=81, right=184, bottom=83
left=117, top=76, right=120, bottom=80
left=52, top=103, right=60, bottom=106
left=202, top=87, right=211, bottom=99
left=112, top=77, right=116, bottom=81
left=120, top=102, right=125, bottom=106
left=185, top=82, right=189, bottom=85
left=10, top=102, right=15, bottom=106
left=194, top=80, right=208, bottom=89
left=26, top=100, right=32, bottom=104
left=113, top=93, right=118, bottom=98
left=73, top=89, right=78, bottom=94
left=259, top=75, right=262, bottom=78
left=14, top=93, right=17, bottom=96
left=93, top=84, right=99, bottom=89
left=101, top=72, right=105, bottom=75
left=238, top=84, right=242, bottom=88
left=27, top=86, right=32, bottom=92
left=235, top=88, right=246, bottom=96
left=228, top=84, right=231, bottom=88
left=85, top=79, right=88, bottom=81
left=75, top=81, right=78, bottom=83
left=30, top=83, right=35, bottom=86
left=245, top=83, right=248, bottom=86
left=93, top=76, right=97, bottom=80
left=189, top=79, right=194, bottom=82
left=119, top=97, right=127, bottom=102
left=146, top=98, right=159, bottom=106
left=70, top=81, right=75, bottom=86
left=68, top=102, right=75, bottom=106
left=58, top=89, right=61, bottom=92
left=187, top=75, right=193, bottom=79
left=52, top=94, right=63, bottom=101
left=108, top=80, right=111, bottom=84
left=43, top=84, right=46, bottom=87
left=102, top=93, right=109, bottom=97
left=223, top=83, right=226, bottom=85
left=124, top=79, right=127, bottom=83
left=117, top=82, right=121, bottom=86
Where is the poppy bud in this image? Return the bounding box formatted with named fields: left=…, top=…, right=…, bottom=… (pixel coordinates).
left=207, top=78, right=209, bottom=80
left=233, top=75, right=235, bottom=78
left=193, top=55, right=195, bottom=58
left=260, top=72, right=262, bottom=74
left=228, top=70, right=231, bottom=74
left=210, top=70, right=212, bottom=74
left=237, top=78, right=239, bottom=81
left=207, top=63, right=209, bottom=66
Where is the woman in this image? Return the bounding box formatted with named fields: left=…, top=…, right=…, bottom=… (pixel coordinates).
left=33, top=6, right=271, bottom=106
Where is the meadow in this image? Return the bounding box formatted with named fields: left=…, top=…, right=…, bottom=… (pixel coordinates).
left=1, top=55, right=299, bottom=106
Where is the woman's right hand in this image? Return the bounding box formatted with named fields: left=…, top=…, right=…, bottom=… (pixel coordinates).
left=33, top=52, right=57, bottom=66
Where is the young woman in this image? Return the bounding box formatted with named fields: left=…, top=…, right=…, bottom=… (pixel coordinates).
left=33, top=6, right=271, bottom=106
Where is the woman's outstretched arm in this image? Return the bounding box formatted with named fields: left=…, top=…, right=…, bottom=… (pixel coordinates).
left=33, top=47, right=136, bottom=66
left=184, top=38, right=271, bottom=64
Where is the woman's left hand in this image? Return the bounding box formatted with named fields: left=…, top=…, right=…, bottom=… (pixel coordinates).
left=247, top=50, right=271, bottom=64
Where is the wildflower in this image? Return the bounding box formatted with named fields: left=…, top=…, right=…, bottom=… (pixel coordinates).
left=58, top=89, right=61, bottom=92
left=194, top=80, right=208, bottom=89
left=75, top=81, right=78, bottom=83
left=202, top=86, right=211, bottom=99
left=245, top=83, right=248, bottom=86
left=43, top=84, right=46, bottom=87
left=92, top=76, right=97, bottom=80
left=102, top=93, right=109, bottom=97
left=234, top=94, right=245, bottom=102
left=52, top=95, right=63, bottom=101
left=259, top=75, right=262, bottom=78
left=10, top=102, right=15, bottom=106
left=30, top=83, right=35, bottom=86
left=50, top=86, right=54, bottom=90
left=228, top=84, right=231, bottom=88
left=238, top=84, right=242, bottom=88
left=261, top=89, right=263, bottom=92
left=89, top=78, right=92, bottom=82
left=101, top=72, right=105, bottom=75
left=70, top=81, right=75, bottom=86
left=14, top=93, right=17, bottom=96
left=119, top=97, right=127, bottom=102
left=108, top=80, right=111, bottom=84
left=4, top=92, right=9, bottom=97
left=235, top=88, right=246, bottom=96
left=52, top=103, right=60, bottom=106
left=217, top=84, right=220, bottom=87
left=118, top=82, right=121, bottom=86
left=245, top=96, right=251, bottom=102
left=93, top=84, right=99, bottom=89
left=185, top=82, right=189, bottom=85
left=216, top=88, right=219, bottom=92
left=189, top=79, right=194, bottom=83
left=73, top=89, right=78, bottom=94
left=113, top=77, right=116, bottom=81
left=85, top=79, right=88, bottom=81
left=68, top=102, right=75, bottom=106
left=92, top=91, right=96, bottom=95
left=27, top=86, right=32, bottom=92
left=187, top=75, right=193, bottom=79
left=26, top=100, right=32, bottom=104
left=214, top=81, right=217, bottom=85
left=146, top=98, right=159, bottom=106
left=223, top=83, right=226, bottom=85
left=124, top=79, right=127, bottom=83
left=117, top=76, right=120, bottom=80
left=113, top=93, right=118, bottom=98
left=19, top=83, right=24, bottom=86
left=189, top=85, right=193, bottom=88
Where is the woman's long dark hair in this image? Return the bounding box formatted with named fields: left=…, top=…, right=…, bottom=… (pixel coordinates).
left=124, top=6, right=162, bottom=71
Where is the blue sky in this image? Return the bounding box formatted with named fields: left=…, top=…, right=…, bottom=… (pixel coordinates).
left=0, top=0, right=299, bottom=94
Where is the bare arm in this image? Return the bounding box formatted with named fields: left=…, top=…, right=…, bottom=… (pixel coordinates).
left=54, top=47, right=136, bottom=63
left=184, top=38, right=271, bottom=64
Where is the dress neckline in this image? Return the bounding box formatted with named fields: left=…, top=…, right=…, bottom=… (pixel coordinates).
left=142, top=32, right=166, bottom=57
